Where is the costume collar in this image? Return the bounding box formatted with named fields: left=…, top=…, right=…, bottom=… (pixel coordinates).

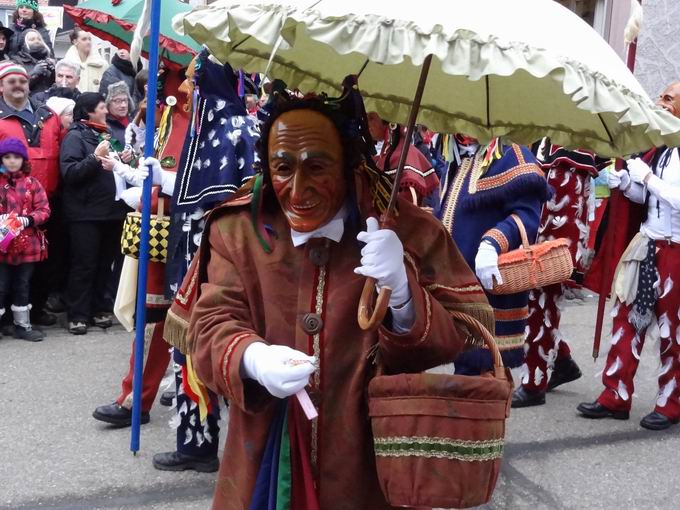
left=290, top=205, right=347, bottom=247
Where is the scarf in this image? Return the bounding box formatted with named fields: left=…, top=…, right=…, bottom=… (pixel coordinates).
left=112, top=54, right=136, bottom=78
left=81, top=120, right=109, bottom=133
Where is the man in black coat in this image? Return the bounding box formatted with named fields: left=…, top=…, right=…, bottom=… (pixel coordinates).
left=99, top=48, right=140, bottom=101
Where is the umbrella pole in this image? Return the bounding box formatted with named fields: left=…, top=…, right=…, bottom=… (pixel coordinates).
left=358, top=54, right=433, bottom=331
left=130, top=0, right=162, bottom=455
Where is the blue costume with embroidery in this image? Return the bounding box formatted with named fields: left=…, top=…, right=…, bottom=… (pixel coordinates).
left=437, top=140, right=551, bottom=374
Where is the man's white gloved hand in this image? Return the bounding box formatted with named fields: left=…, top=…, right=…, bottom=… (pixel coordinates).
left=627, top=158, right=652, bottom=185
left=241, top=342, right=316, bottom=399
left=475, top=240, right=502, bottom=290
left=142, top=156, right=163, bottom=186
left=607, top=168, right=630, bottom=190
left=354, top=217, right=410, bottom=307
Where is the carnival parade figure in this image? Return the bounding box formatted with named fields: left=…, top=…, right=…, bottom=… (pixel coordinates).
left=155, top=50, right=260, bottom=472
left=578, top=83, right=680, bottom=431
left=167, top=83, right=494, bottom=508
left=366, top=111, right=438, bottom=207
left=513, top=143, right=608, bottom=408
left=437, top=136, right=551, bottom=374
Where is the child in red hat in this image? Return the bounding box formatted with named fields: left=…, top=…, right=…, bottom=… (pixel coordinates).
left=0, top=136, right=50, bottom=341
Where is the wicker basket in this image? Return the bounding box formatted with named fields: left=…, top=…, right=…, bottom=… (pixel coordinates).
left=368, top=312, right=512, bottom=509
left=490, top=214, right=573, bottom=295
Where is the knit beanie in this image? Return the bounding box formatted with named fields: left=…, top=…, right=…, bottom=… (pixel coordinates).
left=0, top=137, right=29, bottom=161
left=46, top=96, right=75, bottom=117
left=0, top=61, right=28, bottom=81
left=74, top=92, right=105, bottom=122
left=16, top=0, right=39, bottom=11
left=105, top=80, right=134, bottom=112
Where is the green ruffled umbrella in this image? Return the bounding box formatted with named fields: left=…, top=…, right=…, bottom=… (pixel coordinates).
left=174, top=0, right=680, bottom=157
left=64, top=0, right=199, bottom=69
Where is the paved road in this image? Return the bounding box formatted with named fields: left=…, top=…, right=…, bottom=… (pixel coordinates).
left=1, top=297, right=679, bottom=509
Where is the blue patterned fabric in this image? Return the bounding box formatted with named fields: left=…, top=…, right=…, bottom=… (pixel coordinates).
left=172, top=51, right=260, bottom=214
left=437, top=141, right=551, bottom=373
left=166, top=50, right=260, bottom=296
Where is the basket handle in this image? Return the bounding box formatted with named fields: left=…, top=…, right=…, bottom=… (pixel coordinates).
left=509, top=214, right=530, bottom=250
left=450, top=310, right=507, bottom=379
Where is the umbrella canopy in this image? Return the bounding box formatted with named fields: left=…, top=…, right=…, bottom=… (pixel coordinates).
left=65, top=0, right=199, bottom=69
left=174, top=0, right=680, bottom=157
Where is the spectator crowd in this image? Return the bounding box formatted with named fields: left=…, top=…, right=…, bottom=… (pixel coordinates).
left=0, top=1, right=148, bottom=341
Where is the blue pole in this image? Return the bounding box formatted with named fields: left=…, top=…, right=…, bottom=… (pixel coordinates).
left=131, top=0, right=162, bottom=455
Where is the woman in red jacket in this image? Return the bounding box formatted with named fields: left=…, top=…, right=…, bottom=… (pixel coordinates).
left=0, top=136, right=50, bottom=341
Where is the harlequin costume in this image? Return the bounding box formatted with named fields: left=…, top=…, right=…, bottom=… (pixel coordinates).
left=92, top=67, right=189, bottom=427
left=437, top=137, right=551, bottom=374
left=154, top=52, right=259, bottom=472
left=513, top=143, right=609, bottom=407
left=578, top=145, right=680, bottom=430
left=165, top=87, right=494, bottom=509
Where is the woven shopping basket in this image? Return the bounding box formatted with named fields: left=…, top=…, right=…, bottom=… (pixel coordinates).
left=120, top=197, right=170, bottom=263
left=368, top=312, right=513, bottom=509
left=490, top=214, right=573, bottom=295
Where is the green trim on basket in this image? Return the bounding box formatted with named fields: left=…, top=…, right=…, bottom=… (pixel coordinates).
left=374, top=436, right=504, bottom=462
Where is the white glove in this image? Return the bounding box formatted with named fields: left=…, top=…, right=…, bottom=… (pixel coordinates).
left=354, top=217, right=410, bottom=307
left=143, top=156, right=163, bottom=186
left=607, top=168, right=630, bottom=190
left=627, top=158, right=652, bottom=185
left=475, top=240, right=503, bottom=290
left=241, top=342, right=316, bottom=399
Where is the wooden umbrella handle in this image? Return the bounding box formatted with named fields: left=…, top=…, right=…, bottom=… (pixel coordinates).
left=358, top=278, right=392, bottom=331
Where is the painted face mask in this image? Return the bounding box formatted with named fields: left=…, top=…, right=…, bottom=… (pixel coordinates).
left=656, top=82, right=680, bottom=118
left=268, top=109, right=348, bottom=233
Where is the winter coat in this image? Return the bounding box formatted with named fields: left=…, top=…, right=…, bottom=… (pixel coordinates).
left=12, top=49, right=55, bottom=95
left=64, top=45, right=107, bottom=93
left=99, top=55, right=138, bottom=99
left=0, top=172, right=50, bottom=264
left=0, top=98, right=63, bottom=197
left=59, top=122, right=130, bottom=222
left=106, top=114, right=129, bottom=148
left=9, top=19, right=53, bottom=58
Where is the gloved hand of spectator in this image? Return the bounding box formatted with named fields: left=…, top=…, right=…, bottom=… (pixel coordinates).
left=475, top=240, right=502, bottom=290
left=354, top=217, right=410, bottom=307
left=30, top=62, right=50, bottom=77
left=241, top=342, right=316, bottom=399
left=627, top=158, right=652, bottom=184
left=607, top=168, right=630, bottom=190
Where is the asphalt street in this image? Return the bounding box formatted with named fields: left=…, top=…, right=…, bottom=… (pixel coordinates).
left=2, top=296, right=679, bottom=510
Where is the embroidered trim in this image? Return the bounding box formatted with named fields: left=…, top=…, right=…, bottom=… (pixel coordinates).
left=221, top=333, right=253, bottom=399
left=311, top=264, right=327, bottom=470
left=404, top=251, right=420, bottom=281
left=175, top=265, right=198, bottom=307
left=484, top=228, right=510, bottom=253
left=374, top=436, right=504, bottom=462
left=494, top=306, right=529, bottom=322
left=440, top=157, right=473, bottom=232
left=384, top=165, right=436, bottom=178
left=426, top=283, right=485, bottom=295
left=512, top=144, right=527, bottom=165
left=491, top=333, right=525, bottom=350
left=475, top=163, right=544, bottom=192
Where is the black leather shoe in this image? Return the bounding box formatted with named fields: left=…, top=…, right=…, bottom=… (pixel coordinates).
left=640, top=411, right=679, bottom=431
left=511, top=386, right=546, bottom=408
left=153, top=451, right=219, bottom=473
left=160, top=390, right=175, bottom=407
left=92, top=403, right=150, bottom=427
left=32, top=311, right=57, bottom=327
left=547, top=356, right=582, bottom=392
left=577, top=401, right=629, bottom=420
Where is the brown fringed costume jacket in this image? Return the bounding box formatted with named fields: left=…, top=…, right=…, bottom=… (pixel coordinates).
left=170, top=190, right=494, bottom=509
